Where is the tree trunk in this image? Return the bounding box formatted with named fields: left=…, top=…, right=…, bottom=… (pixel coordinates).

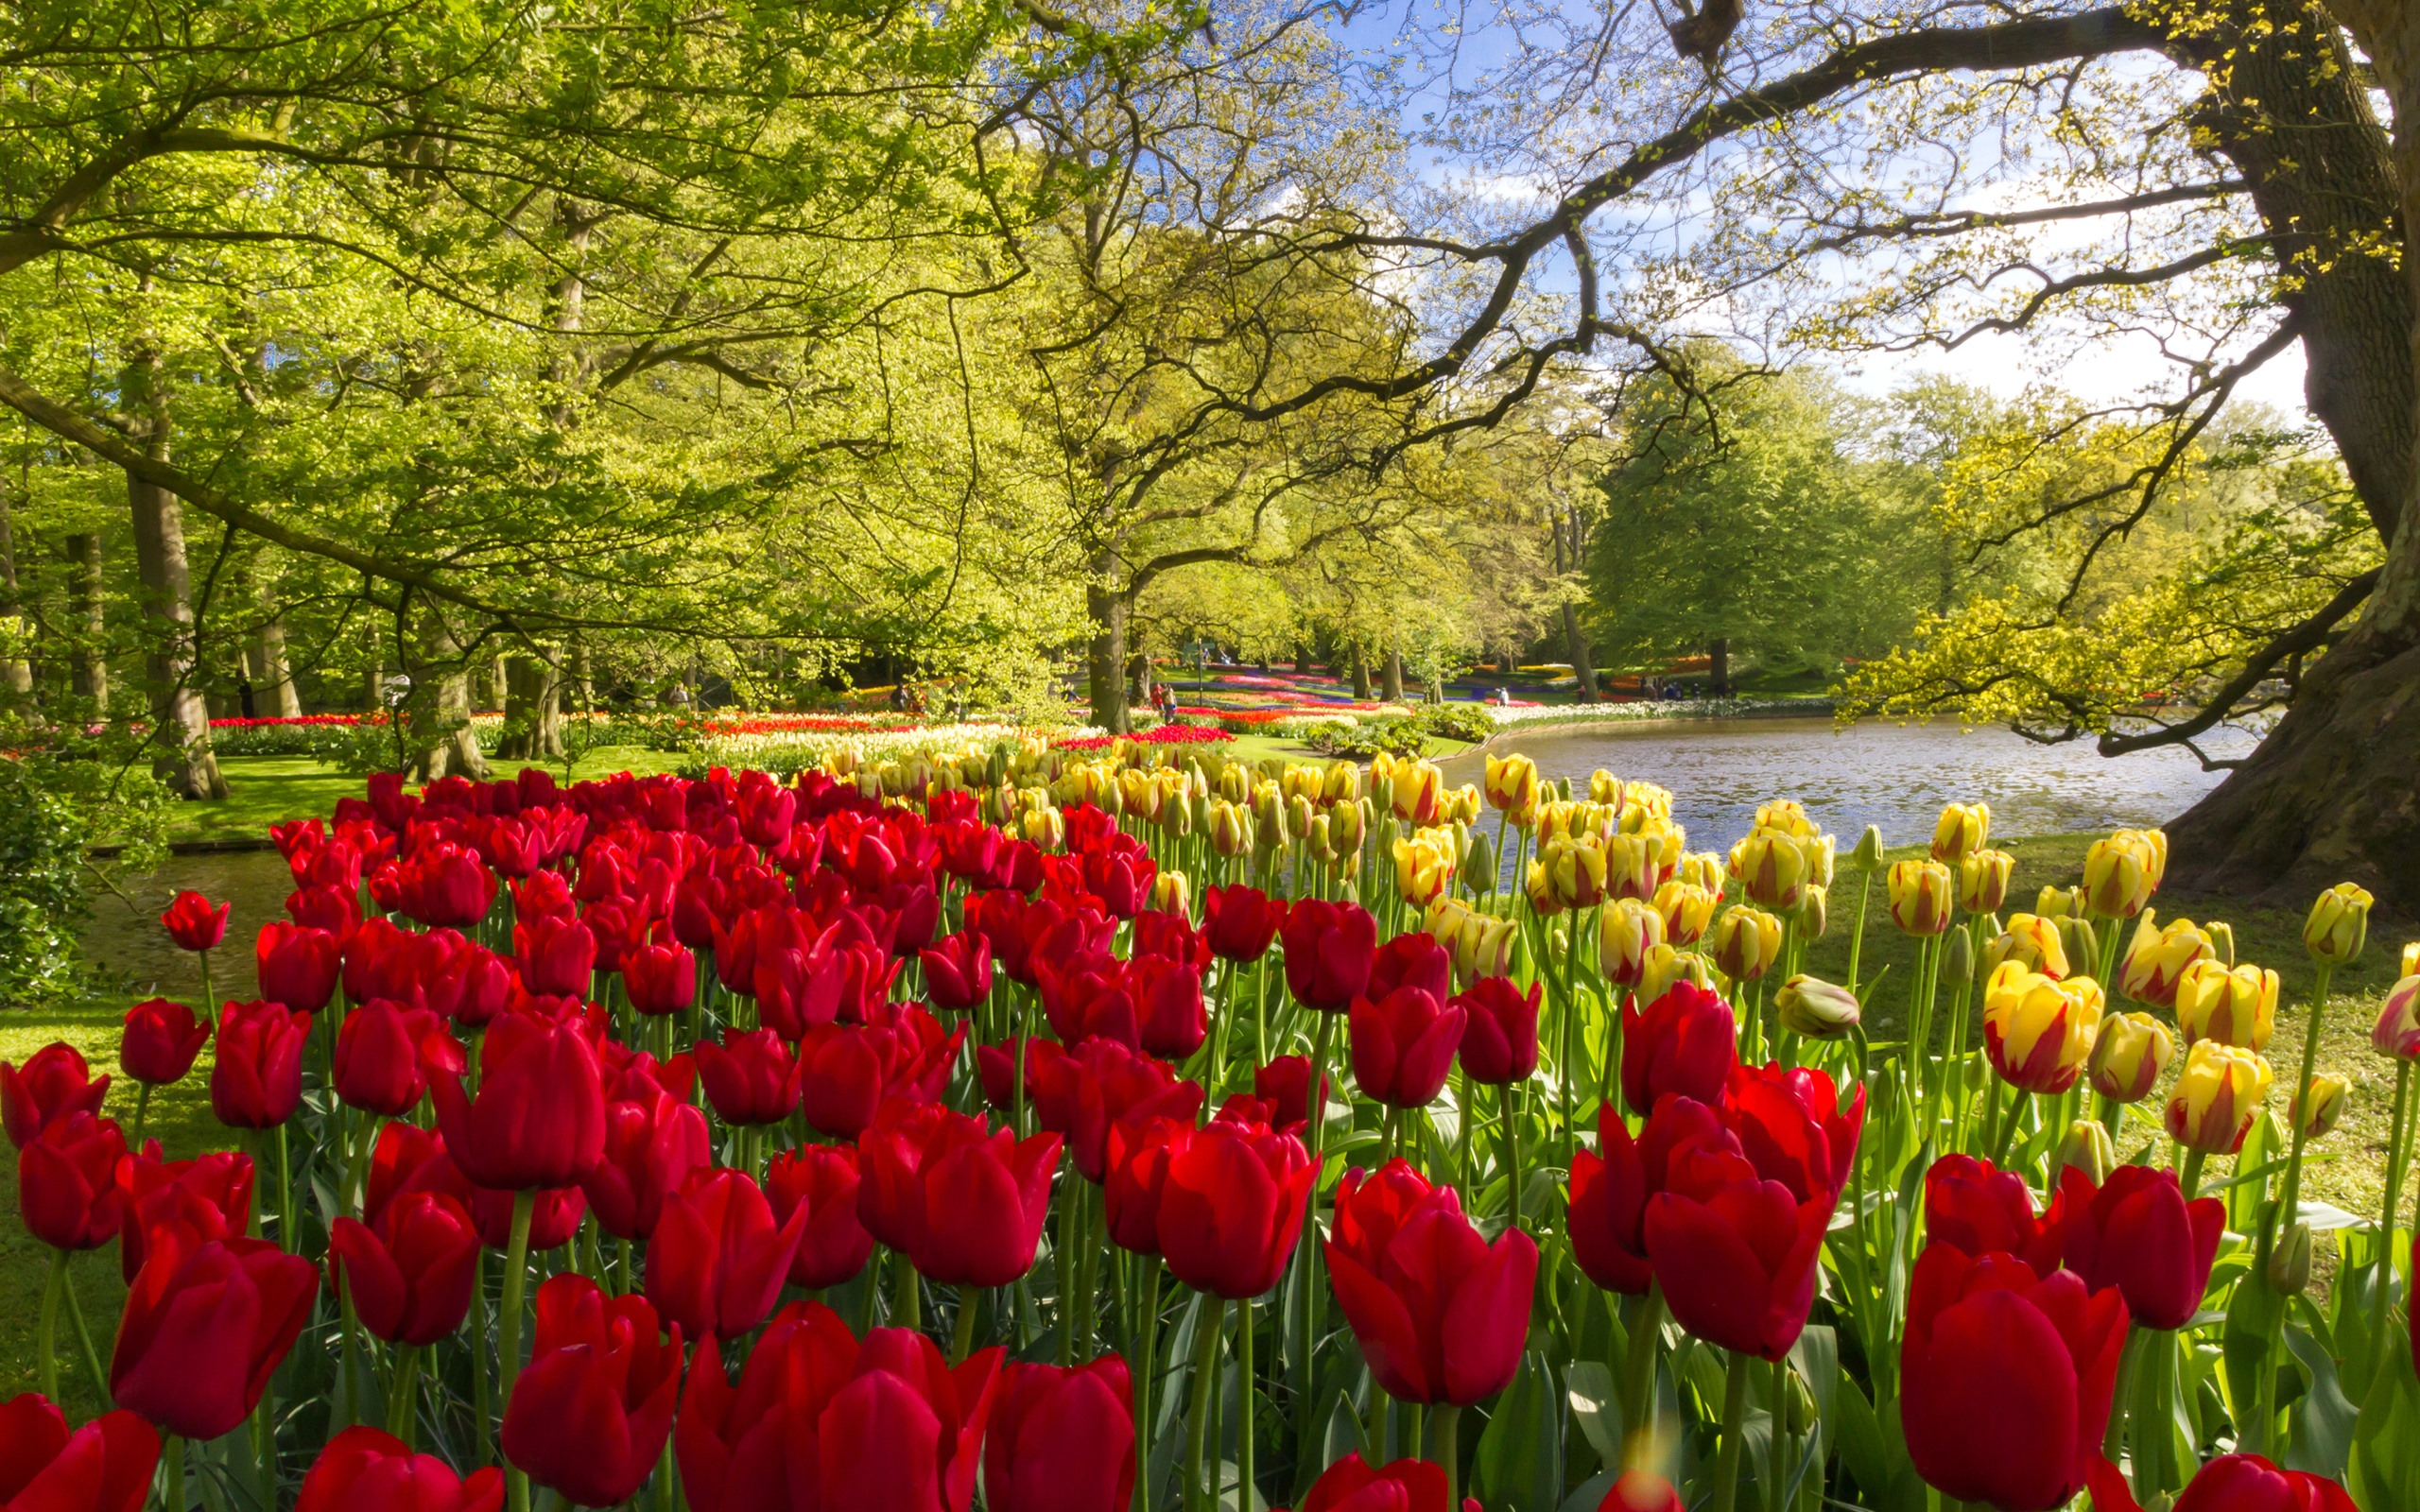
left=1708, top=638, right=1731, bottom=697
left=411, top=624, right=489, bottom=781
left=1551, top=505, right=1599, bottom=701
left=499, top=653, right=563, bottom=761
left=1349, top=646, right=1374, bottom=700
left=1085, top=576, right=1132, bottom=734
left=0, top=487, right=32, bottom=704
left=487, top=654, right=508, bottom=713
left=65, top=533, right=105, bottom=708
left=122, top=347, right=226, bottom=799
left=2167, top=0, right=2420, bottom=910
left=1381, top=648, right=1405, bottom=703
left=255, top=602, right=302, bottom=718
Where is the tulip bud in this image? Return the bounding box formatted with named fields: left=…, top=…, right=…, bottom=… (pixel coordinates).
left=2175, top=959, right=2279, bottom=1051
left=1024, top=807, right=1066, bottom=851
left=2036, top=884, right=2084, bottom=919
left=1708, top=906, right=1783, bottom=984
left=1331, top=799, right=1369, bottom=856
left=1286, top=792, right=1315, bottom=841
left=1253, top=790, right=1288, bottom=851
left=1208, top=800, right=1252, bottom=858
left=1638, top=944, right=1720, bottom=1004
left=1392, top=828, right=1458, bottom=907
left=1302, top=813, right=1336, bottom=866
left=2207, top=921, right=2237, bottom=968
left=2376, top=974, right=2420, bottom=1059
left=1943, top=923, right=1977, bottom=988
left=1152, top=871, right=1191, bottom=917
left=2054, top=916, right=2098, bottom=977
left=1463, top=830, right=1498, bottom=893
left=2289, top=1072, right=2349, bottom=1140
left=1930, top=802, right=1991, bottom=863
left=2087, top=1011, right=2175, bottom=1103
left=1651, top=880, right=1717, bottom=946
left=2303, top=882, right=2373, bottom=964
left=1598, top=899, right=1667, bottom=989
left=2118, top=913, right=2215, bottom=1009
left=1775, top=974, right=1859, bottom=1038
left=1588, top=768, right=1623, bottom=806
left=1323, top=760, right=1362, bottom=805
left=1455, top=910, right=1519, bottom=985
left=2055, top=1118, right=2117, bottom=1185
left=1850, top=824, right=1886, bottom=872
left=1956, top=850, right=2013, bottom=915
left=1887, top=860, right=1954, bottom=936
left=2268, top=1220, right=2311, bottom=1296
left=2165, top=1040, right=2273, bottom=1154
left=1795, top=883, right=1828, bottom=940
left=2082, top=829, right=2167, bottom=919
left=1985, top=915, right=2069, bottom=980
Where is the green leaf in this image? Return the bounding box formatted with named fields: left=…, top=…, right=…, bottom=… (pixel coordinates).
left=1473, top=1349, right=1564, bottom=1512
left=1566, top=1360, right=1625, bottom=1469
left=2283, top=1323, right=2358, bottom=1479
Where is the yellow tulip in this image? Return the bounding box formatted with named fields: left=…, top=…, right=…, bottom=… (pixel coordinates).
left=1150, top=870, right=1190, bottom=916
left=2303, top=882, right=2373, bottom=964
left=1280, top=763, right=1322, bottom=805
left=1118, top=768, right=1163, bottom=823
left=1677, top=850, right=1726, bottom=896
left=1305, top=814, right=1338, bottom=866
left=1456, top=910, right=1519, bottom=985
left=1732, top=829, right=1812, bottom=912
left=1330, top=799, right=1369, bottom=856
left=1930, top=802, right=1992, bottom=863
left=1215, top=763, right=1252, bottom=805
left=1534, top=834, right=1608, bottom=910
left=1982, top=914, right=2070, bottom=980
left=1639, top=944, right=1721, bottom=1004
left=1603, top=831, right=1668, bottom=903
left=1023, top=806, right=1066, bottom=851
left=1444, top=784, right=1483, bottom=826
left=1485, top=754, right=1542, bottom=817
left=1207, top=799, right=1253, bottom=858
left=2174, top=958, right=2279, bottom=1051
left=2403, top=941, right=2419, bottom=979
left=1958, top=850, right=2014, bottom=915
left=1754, top=799, right=1818, bottom=839
left=1653, top=880, right=1720, bottom=946
left=2289, top=1073, right=2349, bottom=1140
left=1708, top=905, right=1784, bottom=983
left=2166, top=1040, right=2273, bottom=1154
left=2086, top=1011, right=2174, bottom=1103
left=1392, top=828, right=1459, bottom=907
left=2082, top=829, right=2167, bottom=919
left=1599, top=898, right=1667, bottom=989
left=1392, top=760, right=1445, bottom=824
left=1887, top=859, right=1955, bottom=936
left=2376, top=975, right=2420, bottom=1060
left=1622, top=783, right=1675, bottom=827
left=1253, top=789, right=1289, bottom=850
left=1587, top=768, right=1624, bottom=806
left=1795, top=883, right=1828, bottom=940
left=1982, top=962, right=2105, bottom=1094
left=2036, top=884, right=2084, bottom=919
left=2117, top=913, right=2214, bottom=1009
left=1322, top=761, right=1362, bottom=806
left=1775, top=974, right=1860, bottom=1038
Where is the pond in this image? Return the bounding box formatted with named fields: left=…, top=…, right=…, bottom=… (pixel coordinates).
left=85, top=849, right=293, bottom=1005
left=1444, top=715, right=2258, bottom=851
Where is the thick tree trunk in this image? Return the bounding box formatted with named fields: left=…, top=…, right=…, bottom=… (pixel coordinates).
left=498, top=653, right=563, bottom=761
left=2169, top=0, right=2420, bottom=909
left=249, top=572, right=302, bottom=718
left=1551, top=505, right=1599, bottom=701
left=1086, top=577, right=1132, bottom=734
left=65, top=534, right=105, bottom=708
left=1349, top=646, right=1374, bottom=700
left=1709, top=638, right=1731, bottom=697
left=122, top=349, right=226, bottom=799
left=1381, top=648, right=1405, bottom=702
left=410, top=624, right=489, bottom=781
left=0, top=488, right=32, bottom=703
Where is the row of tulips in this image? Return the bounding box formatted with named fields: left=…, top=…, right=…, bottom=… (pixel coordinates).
left=6, top=747, right=2419, bottom=1512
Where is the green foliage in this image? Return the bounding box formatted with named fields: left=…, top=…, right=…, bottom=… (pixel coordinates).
left=0, top=733, right=168, bottom=1009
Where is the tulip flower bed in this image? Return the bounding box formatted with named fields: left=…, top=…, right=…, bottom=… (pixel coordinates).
left=9, top=746, right=2420, bottom=1512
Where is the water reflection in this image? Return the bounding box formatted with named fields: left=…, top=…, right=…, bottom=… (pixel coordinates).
left=1452, top=716, right=2256, bottom=850
left=84, top=850, right=290, bottom=1003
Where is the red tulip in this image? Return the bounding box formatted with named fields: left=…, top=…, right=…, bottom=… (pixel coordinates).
left=1452, top=977, right=1540, bottom=1085
left=598, top=1040, right=697, bottom=1106
left=1349, top=987, right=1465, bottom=1110
left=2048, top=1163, right=2225, bottom=1332
left=623, top=940, right=697, bottom=1016
left=2086, top=1452, right=2357, bottom=1512
left=648, top=1167, right=808, bottom=1339
left=329, top=1191, right=480, bottom=1346
left=982, top=1358, right=1135, bottom=1512
left=1924, top=1154, right=2063, bottom=1274
left=1568, top=1096, right=1726, bottom=1296
left=1900, top=1244, right=2127, bottom=1511
left=1129, top=954, right=1207, bottom=1059
left=466, top=1182, right=587, bottom=1253
left=856, top=1101, right=1060, bottom=1286
left=1102, top=1114, right=1186, bottom=1256
left=1026, top=1039, right=1203, bottom=1182
left=255, top=920, right=342, bottom=1014
left=1368, top=932, right=1452, bottom=1005
left=765, top=1143, right=876, bottom=1288
left=0, top=1395, right=160, bottom=1512
left=675, top=1303, right=1000, bottom=1512
left=2, top=1044, right=109, bottom=1151
left=1619, top=981, right=1736, bottom=1116
left=514, top=914, right=597, bottom=998
left=210, top=1000, right=312, bottom=1129
left=110, top=1228, right=318, bottom=1441
left=581, top=1091, right=712, bottom=1242
left=119, top=999, right=210, bottom=1087
left=428, top=940, right=515, bottom=1029
left=160, top=890, right=229, bottom=951
left=334, top=998, right=447, bottom=1116
left=1157, top=1109, right=1315, bottom=1298
left=1131, top=909, right=1208, bottom=971
left=501, top=1275, right=684, bottom=1508
left=1598, top=1471, right=1685, bottom=1512
left=698, top=1029, right=804, bottom=1128
left=736, top=782, right=796, bottom=848
left=1642, top=1101, right=1829, bottom=1360
left=513, top=870, right=576, bottom=923
left=296, top=1426, right=504, bottom=1512
left=1203, top=885, right=1283, bottom=963
left=1293, top=1453, right=1475, bottom=1512
left=396, top=846, right=494, bottom=929
left=796, top=1006, right=964, bottom=1140
left=920, top=930, right=994, bottom=1012
left=1281, top=900, right=1377, bottom=1011
left=18, top=1112, right=126, bottom=1252
left=431, top=1007, right=605, bottom=1189
left=1725, top=1062, right=1864, bottom=1207
left=115, top=1145, right=253, bottom=1283
left=1253, top=1056, right=1326, bottom=1138
left=1325, top=1160, right=1536, bottom=1405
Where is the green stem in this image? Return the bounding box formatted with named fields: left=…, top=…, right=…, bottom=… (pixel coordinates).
left=36, top=1248, right=65, bottom=1401
left=1186, top=1297, right=1226, bottom=1512
left=952, top=1289, right=980, bottom=1365
left=2368, top=1060, right=2414, bottom=1384
left=130, top=1083, right=153, bottom=1153
left=388, top=1345, right=421, bottom=1446
left=1710, top=1350, right=1754, bottom=1512
left=1503, top=1081, right=1525, bottom=1232
left=276, top=1123, right=295, bottom=1251
left=2101, top=1325, right=2139, bottom=1460
left=471, top=1249, right=493, bottom=1465
left=1132, top=1263, right=1162, bottom=1512
left=1432, top=1402, right=1462, bottom=1510
left=60, top=1260, right=108, bottom=1405
left=2179, top=1148, right=2207, bottom=1200
left=1620, top=1283, right=1666, bottom=1466
left=1236, top=1293, right=1255, bottom=1512
left=501, top=1189, right=537, bottom=1512
left=162, top=1435, right=182, bottom=1512
left=1844, top=870, right=1872, bottom=993
left=895, top=1246, right=923, bottom=1333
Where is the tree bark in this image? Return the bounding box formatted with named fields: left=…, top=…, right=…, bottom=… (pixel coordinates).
left=122, top=347, right=226, bottom=799
left=2168, top=0, right=2420, bottom=909
left=1708, top=638, right=1730, bottom=697
left=1382, top=648, right=1405, bottom=702
left=1551, top=504, right=1599, bottom=701
left=248, top=571, right=302, bottom=718
left=0, top=486, right=32, bottom=703
left=64, top=533, right=105, bottom=708
left=499, top=653, right=563, bottom=760
left=1086, top=575, right=1132, bottom=734
left=1349, top=645, right=1374, bottom=700
left=410, top=623, right=489, bottom=781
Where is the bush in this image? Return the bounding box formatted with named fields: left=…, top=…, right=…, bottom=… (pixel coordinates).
left=0, top=732, right=169, bottom=1009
